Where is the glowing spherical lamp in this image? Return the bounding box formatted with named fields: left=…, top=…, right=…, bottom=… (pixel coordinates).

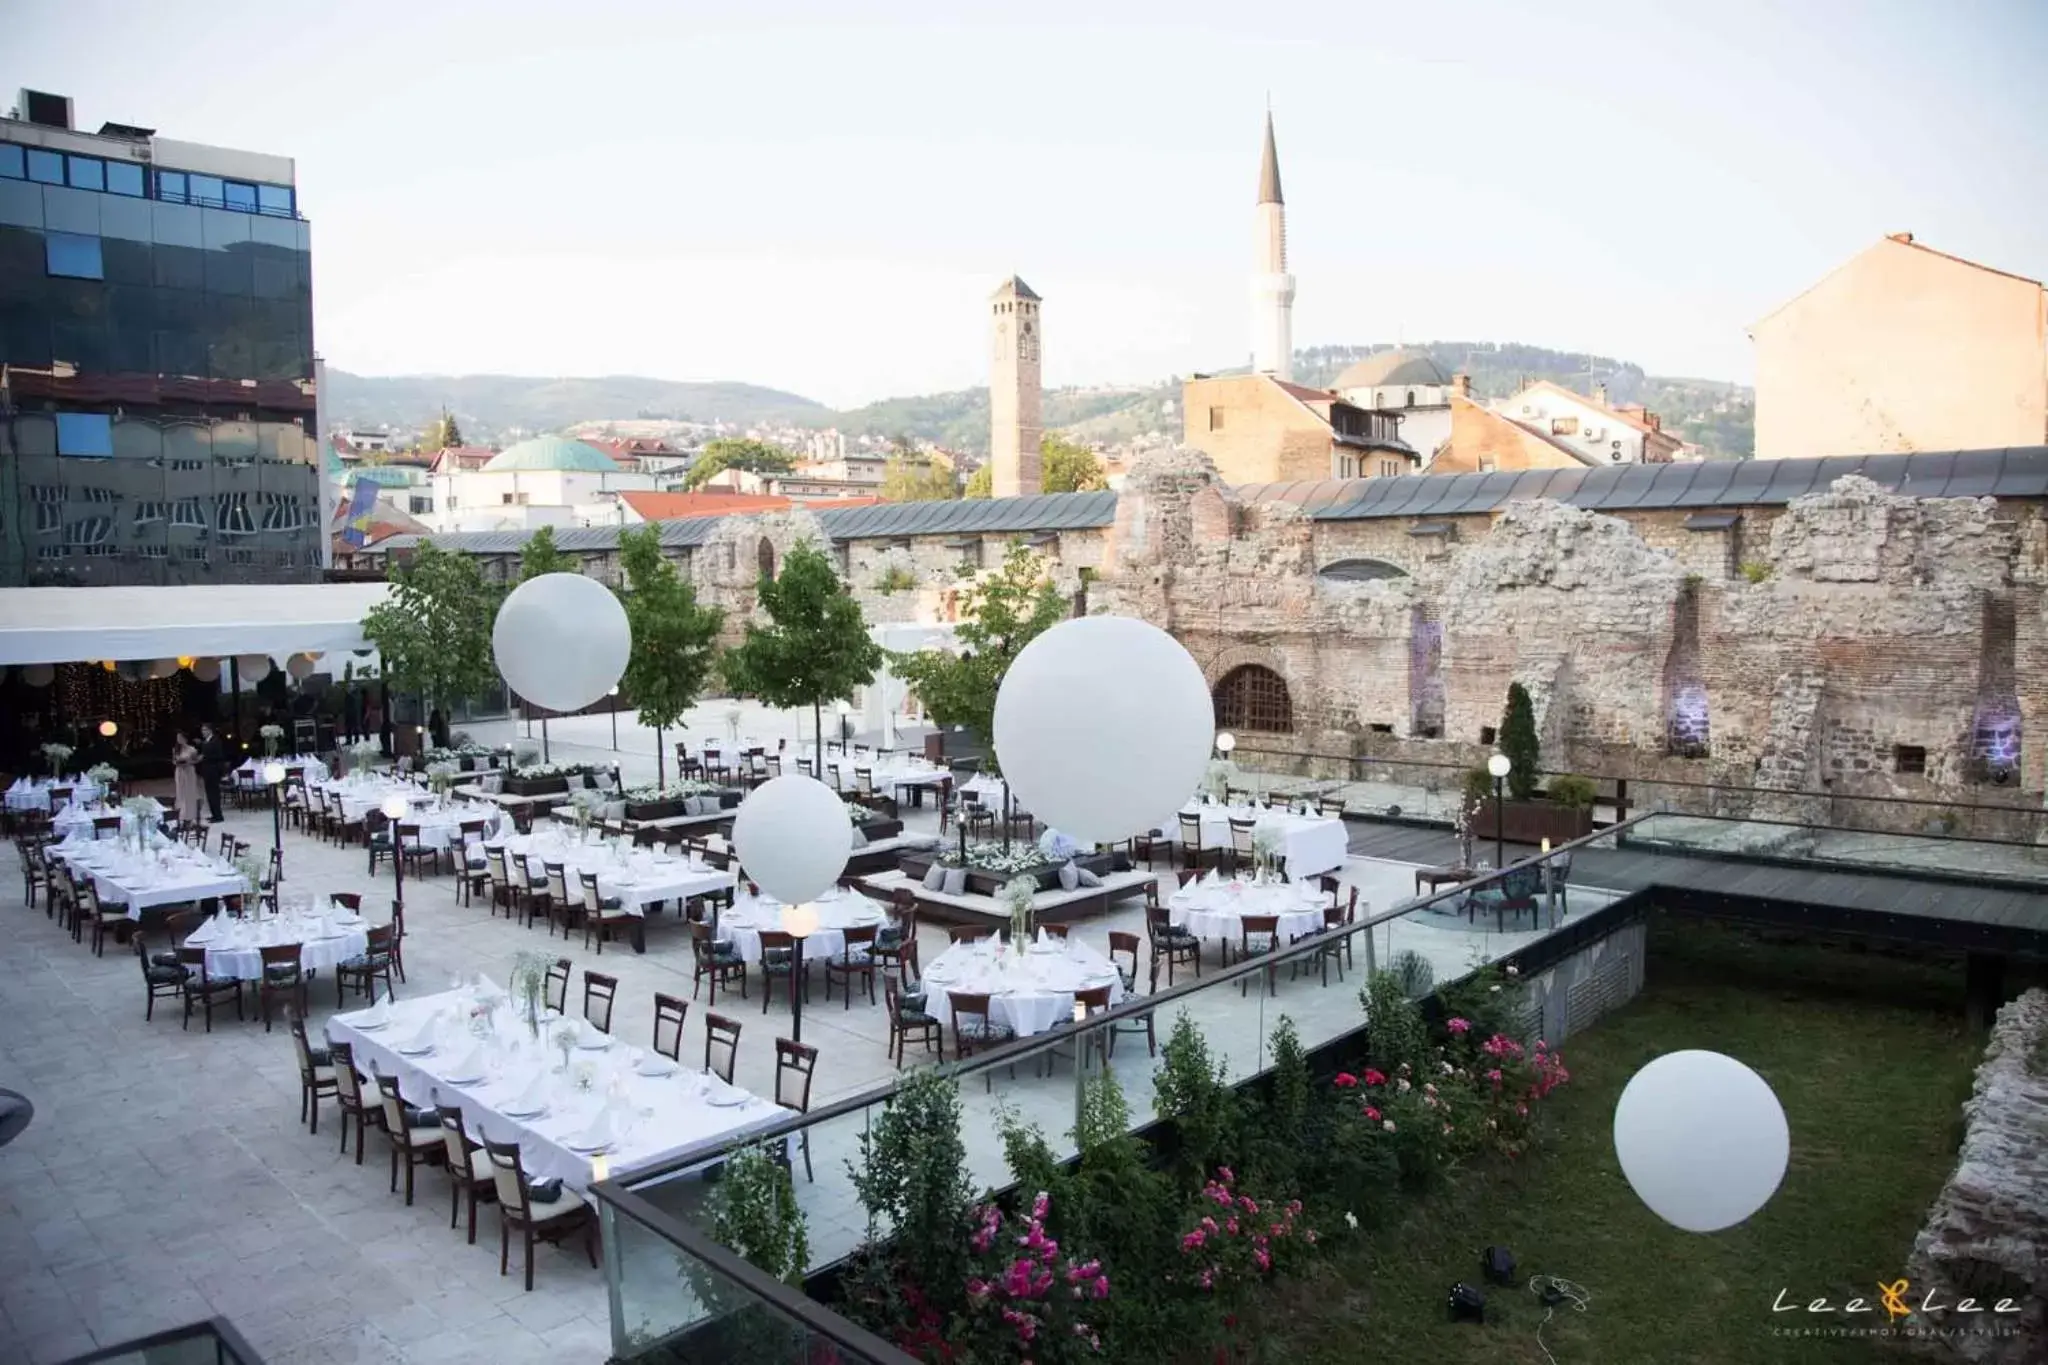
left=380, top=793, right=409, bottom=821
left=99, top=721, right=118, bottom=738
left=1487, top=752, right=1512, bottom=779
left=263, top=761, right=287, bottom=785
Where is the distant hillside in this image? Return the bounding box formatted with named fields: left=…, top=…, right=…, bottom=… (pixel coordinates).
left=824, top=386, right=1170, bottom=453
left=322, top=371, right=830, bottom=442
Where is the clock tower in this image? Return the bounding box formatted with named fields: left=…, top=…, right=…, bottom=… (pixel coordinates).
left=989, top=275, right=1043, bottom=498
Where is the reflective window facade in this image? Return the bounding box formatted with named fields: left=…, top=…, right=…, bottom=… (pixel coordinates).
left=0, top=146, right=317, bottom=586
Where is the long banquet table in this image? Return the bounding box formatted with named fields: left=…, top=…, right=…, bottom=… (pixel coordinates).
left=487, top=830, right=735, bottom=917
left=1180, top=801, right=1348, bottom=879
left=327, top=985, right=784, bottom=1191
left=51, top=838, right=246, bottom=919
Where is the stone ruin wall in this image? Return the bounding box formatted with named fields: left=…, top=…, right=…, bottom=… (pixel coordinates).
left=1097, top=446, right=2048, bottom=833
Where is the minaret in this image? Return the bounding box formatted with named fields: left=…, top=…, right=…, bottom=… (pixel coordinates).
left=989, top=276, right=1043, bottom=497
left=1250, top=111, right=1296, bottom=380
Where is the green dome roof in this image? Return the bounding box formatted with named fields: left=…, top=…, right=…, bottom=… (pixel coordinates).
left=483, top=436, right=618, bottom=473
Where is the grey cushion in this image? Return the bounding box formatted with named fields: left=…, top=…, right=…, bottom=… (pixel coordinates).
left=921, top=863, right=946, bottom=892
left=1057, top=861, right=1079, bottom=891
left=956, top=1017, right=1015, bottom=1043
left=942, top=868, right=968, bottom=897
left=1075, top=867, right=1103, bottom=888
left=144, top=964, right=188, bottom=985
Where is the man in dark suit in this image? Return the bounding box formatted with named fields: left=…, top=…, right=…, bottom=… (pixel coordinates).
left=198, top=723, right=227, bottom=823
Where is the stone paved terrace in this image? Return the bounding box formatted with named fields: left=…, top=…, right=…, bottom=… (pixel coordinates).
left=0, top=718, right=1626, bottom=1363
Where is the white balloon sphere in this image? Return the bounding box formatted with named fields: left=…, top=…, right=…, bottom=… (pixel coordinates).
left=148, top=658, right=181, bottom=680
left=493, top=572, right=631, bottom=713
left=992, top=616, right=1213, bottom=844
left=21, top=663, right=54, bottom=687
left=287, top=654, right=317, bottom=680
left=237, top=654, right=272, bottom=683
left=730, top=775, right=852, bottom=906
left=1613, top=1050, right=1789, bottom=1233
left=190, top=658, right=221, bottom=683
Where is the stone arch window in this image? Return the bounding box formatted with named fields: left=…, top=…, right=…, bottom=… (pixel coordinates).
left=757, top=537, right=776, bottom=582
left=1213, top=664, right=1293, bottom=735
left=1405, top=390, right=1415, bottom=407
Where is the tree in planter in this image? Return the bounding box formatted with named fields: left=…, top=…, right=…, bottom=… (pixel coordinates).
left=359, top=542, right=498, bottom=744
left=846, top=1067, right=976, bottom=1352
left=721, top=538, right=883, bottom=766
left=1498, top=682, right=1540, bottom=800
left=889, top=539, right=1066, bottom=775
left=706, top=1142, right=808, bottom=1282
left=616, top=525, right=723, bottom=788
left=517, top=523, right=574, bottom=582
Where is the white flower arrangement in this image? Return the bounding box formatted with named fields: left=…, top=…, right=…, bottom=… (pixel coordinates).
left=512, top=762, right=597, bottom=781
left=724, top=706, right=743, bottom=742
left=348, top=738, right=383, bottom=768
left=621, top=779, right=722, bottom=803
left=997, top=875, right=1038, bottom=944
left=40, top=742, right=73, bottom=775
left=423, top=744, right=495, bottom=764
left=85, top=762, right=120, bottom=788
left=425, top=760, right=460, bottom=793
left=121, top=795, right=160, bottom=822
left=1205, top=757, right=1237, bottom=800
left=258, top=722, right=285, bottom=756
left=844, top=800, right=876, bottom=824
left=948, top=842, right=1049, bottom=875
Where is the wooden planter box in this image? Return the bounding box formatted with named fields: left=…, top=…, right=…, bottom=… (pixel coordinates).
left=625, top=798, right=687, bottom=822
left=897, top=849, right=1113, bottom=897
left=501, top=774, right=570, bottom=797
left=856, top=816, right=903, bottom=842
left=1476, top=798, right=1594, bottom=847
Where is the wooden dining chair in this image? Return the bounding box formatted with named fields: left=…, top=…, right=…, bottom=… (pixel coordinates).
left=825, top=925, right=880, bottom=1009
left=948, top=925, right=993, bottom=946
left=945, top=990, right=1016, bottom=1091
left=704, top=1012, right=742, bottom=1084
left=437, top=1105, right=495, bottom=1244
left=1226, top=818, right=1257, bottom=875
left=335, top=924, right=396, bottom=1007
left=652, top=992, right=688, bottom=1062
left=135, top=935, right=188, bottom=1022
left=1177, top=811, right=1210, bottom=870
left=1236, top=914, right=1281, bottom=997
left=256, top=942, right=305, bottom=1032
left=757, top=930, right=811, bottom=1015
left=583, top=970, right=618, bottom=1034
left=886, top=975, right=943, bottom=1069
left=580, top=872, right=637, bottom=955
left=376, top=1074, right=445, bottom=1207
left=543, top=956, right=571, bottom=1015
left=774, top=1038, right=819, bottom=1181
left=328, top=1040, right=378, bottom=1164
left=690, top=921, right=746, bottom=1004
left=1070, top=982, right=1115, bottom=1070
left=483, top=1137, right=597, bottom=1292
left=1144, top=905, right=1201, bottom=990
left=288, top=1013, right=337, bottom=1132
left=176, top=945, right=242, bottom=1032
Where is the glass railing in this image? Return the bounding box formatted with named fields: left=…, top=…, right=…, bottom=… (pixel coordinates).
left=58, top=1318, right=263, bottom=1364
left=1622, top=810, right=2048, bottom=890
left=593, top=818, right=1644, bottom=1359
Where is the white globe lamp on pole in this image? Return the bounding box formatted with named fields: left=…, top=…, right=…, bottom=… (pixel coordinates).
left=1485, top=751, right=1512, bottom=869
left=263, top=760, right=288, bottom=880
left=380, top=791, right=411, bottom=913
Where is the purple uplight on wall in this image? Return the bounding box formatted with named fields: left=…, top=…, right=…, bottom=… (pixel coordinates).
left=1668, top=682, right=1711, bottom=756
left=1971, top=701, right=2021, bottom=770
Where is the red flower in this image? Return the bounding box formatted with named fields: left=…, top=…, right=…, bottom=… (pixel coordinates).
left=1334, top=1072, right=1359, bottom=1088
left=1363, top=1068, right=1387, bottom=1087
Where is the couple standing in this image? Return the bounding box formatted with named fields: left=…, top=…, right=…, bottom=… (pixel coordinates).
left=172, top=724, right=229, bottom=825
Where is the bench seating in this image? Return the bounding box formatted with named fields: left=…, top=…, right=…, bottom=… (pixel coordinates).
left=858, top=866, right=1156, bottom=928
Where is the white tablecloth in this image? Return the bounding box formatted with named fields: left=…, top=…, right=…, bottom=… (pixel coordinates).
left=53, top=840, right=245, bottom=918
left=718, top=886, right=890, bottom=964
left=920, top=938, right=1124, bottom=1038
left=1169, top=876, right=1328, bottom=945
left=52, top=804, right=160, bottom=840
left=6, top=778, right=106, bottom=813
left=237, top=757, right=331, bottom=785
left=488, top=831, right=733, bottom=916
left=326, top=985, right=783, bottom=1192
left=1180, top=803, right=1347, bottom=879
left=183, top=907, right=369, bottom=981
left=320, top=780, right=503, bottom=846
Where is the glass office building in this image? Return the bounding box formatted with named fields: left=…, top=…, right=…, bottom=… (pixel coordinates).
left=0, top=91, right=321, bottom=586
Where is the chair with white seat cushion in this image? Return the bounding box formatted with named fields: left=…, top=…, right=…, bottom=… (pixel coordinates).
left=484, top=1137, right=597, bottom=1291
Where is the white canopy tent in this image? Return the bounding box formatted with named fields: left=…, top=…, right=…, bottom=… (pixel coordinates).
left=0, top=584, right=393, bottom=668
left=865, top=621, right=960, bottom=750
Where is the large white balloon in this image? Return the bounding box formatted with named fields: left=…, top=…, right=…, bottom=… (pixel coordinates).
left=148, top=658, right=181, bottom=679
left=20, top=663, right=54, bottom=687
left=286, top=654, right=317, bottom=680
left=1613, top=1050, right=1788, bottom=1232
left=237, top=654, right=272, bottom=683
left=493, top=572, right=631, bottom=713
left=992, top=616, right=1214, bottom=844
left=190, top=658, right=222, bottom=683
left=730, top=775, right=853, bottom=905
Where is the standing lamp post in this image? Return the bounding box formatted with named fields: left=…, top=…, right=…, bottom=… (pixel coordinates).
left=1215, top=731, right=1236, bottom=804
left=780, top=902, right=818, bottom=1044
left=608, top=688, right=619, bottom=752
left=1486, top=751, right=1512, bottom=870
left=264, top=761, right=287, bottom=881
left=381, top=791, right=410, bottom=914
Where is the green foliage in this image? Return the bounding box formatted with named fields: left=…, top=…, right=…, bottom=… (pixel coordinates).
left=963, top=463, right=992, bottom=498
left=419, top=408, right=462, bottom=452
left=706, top=1143, right=809, bottom=1283
left=616, top=525, right=723, bottom=781
left=888, top=541, right=1066, bottom=774
left=873, top=563, right=917, bottom=594
left=1434, top=958, right=1528, bottom=1045
left=721, top=540, right=881, bottom=755
left=1247, top=1017, right=1314, bottom=1192
left=360, top=542, right=499, bottom=715
left=1360, top=969, right=1431, bottom=1078
left=1461, top=766, right=1493, bottom=809
left=1498, top=682, right=1540, bottom=801
left=879, top=452, right=958, bottom=502
left=1153, top=1012, right=1239, bottom=1185
left=1389, top=949, right=1435, bottom=998
left=1041, top=435, right=1108, bottom=493
left=1740, top=559, right=1773, bottom=584
left=848, top=1067, right=975, bottom=1294
left=1546, top=773, right=1598, bottom=810
left=517, top=524, right=573, bottom=582
left=683, top=437, right=796, bottom=491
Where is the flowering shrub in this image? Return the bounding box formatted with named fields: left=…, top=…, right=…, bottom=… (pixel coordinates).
left=1174, top=1168, right=1316, bottom=1293
left=959, top=1192, right=1110, bottom=1361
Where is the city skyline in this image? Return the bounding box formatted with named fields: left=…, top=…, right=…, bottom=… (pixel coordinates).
left=11, top=0, right=2046, bottom=409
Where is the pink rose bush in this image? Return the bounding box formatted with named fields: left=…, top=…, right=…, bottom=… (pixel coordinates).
left=959, top=1192, right=1110, bottom=1361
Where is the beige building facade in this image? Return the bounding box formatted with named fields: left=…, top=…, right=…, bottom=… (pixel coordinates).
left=1751, top=233, right=2048, bottom=460
left=1182, top=374, right=1416, bottom=484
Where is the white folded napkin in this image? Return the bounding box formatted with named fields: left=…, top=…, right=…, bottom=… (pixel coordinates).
left=578, top=1017, right=607, bottom=1047
left=360, top=993, right=392, bottom=1028
left=401, top=1017, right=438, bottom=1052
left=508, top=1070, right=551, bottom=1114
left=447, top=1045, right=486, bottom=1081
left=574, top=1107, right=617, bottom=1151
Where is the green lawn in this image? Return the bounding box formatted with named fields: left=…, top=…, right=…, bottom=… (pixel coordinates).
left=1257, top=916, right=1980, bottom=1365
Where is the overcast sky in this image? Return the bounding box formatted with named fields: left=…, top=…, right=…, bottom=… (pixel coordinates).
left=12, top=0, right=2046, bottom=407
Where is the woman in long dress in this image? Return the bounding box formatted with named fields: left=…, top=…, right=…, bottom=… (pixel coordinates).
left=171, top=731, right=203, bottom=827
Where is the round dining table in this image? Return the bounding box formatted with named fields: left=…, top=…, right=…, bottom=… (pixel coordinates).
left=1168, top=875, right=1328, bottom=947
left=920, top=937, right=1124, bottom=1038
left=717, top=886, right=891, bottom=964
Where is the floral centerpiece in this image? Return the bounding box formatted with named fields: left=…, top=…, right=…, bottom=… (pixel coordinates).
left=949, top=843, right=1052, bottom=876
left=511, top=761, right=595, bottom=782
left=40, top=742, right=72, bottom=777
left=84, top=762, right=120, bottom=790
left=234, top=854, right=268, bottom=913
left=997, top=875, right=1037, bottom=946
left=1250, top=825, right=1282, bottom=878
left=1205, top=757, right=1237, bottom=802
left=568, top=786, right=606, bottom=836
left=425, top=760, right=460, bottom=795
left=844, top=799, right=877, bottom=824
left=347, top=738, right=383, bottom=773
left=621, top=779, right=722, bottom=803
left=511, top=950, right=553, bottom=1038
left=258, top=723, right=285, bottom=756
left=552, top=1017, right=581, bottom=1072
left=724, top=705, right=743, bottom=743
left=121, top=795, right=161, bottom=851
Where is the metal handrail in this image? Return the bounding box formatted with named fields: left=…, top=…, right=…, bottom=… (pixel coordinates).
left=593, top=812, right=1651, bottom=1194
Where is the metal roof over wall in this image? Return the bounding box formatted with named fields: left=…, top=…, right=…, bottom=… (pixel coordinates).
left=370, top=449, right=2048, bottom=556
